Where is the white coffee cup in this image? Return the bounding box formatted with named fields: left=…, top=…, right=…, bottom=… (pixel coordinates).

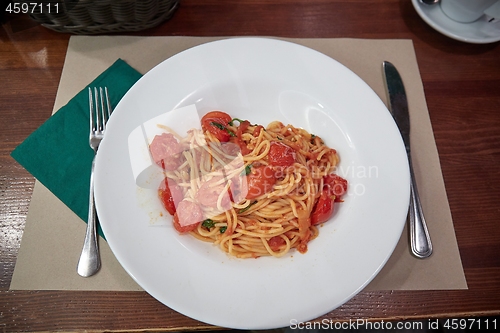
left=441, top=0, right=499, bottom=23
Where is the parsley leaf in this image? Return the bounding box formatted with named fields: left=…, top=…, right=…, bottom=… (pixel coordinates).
left=228, top=118, right=246, bottom=126
left=210, top=122, right=225, bottom=130
left=210, top=121, right=236, bottom=137
left=241, top=164, right=252, bottom=176
left=202, top=219, right=215, bottom=228
left=239, top=201, right=257, bottom=213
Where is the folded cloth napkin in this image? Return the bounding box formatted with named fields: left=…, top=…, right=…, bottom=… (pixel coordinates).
left=11, top=59, right=142, bottom=238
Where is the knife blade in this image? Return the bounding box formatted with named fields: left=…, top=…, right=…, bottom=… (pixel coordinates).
left=383, top=61, right=433, bottom=259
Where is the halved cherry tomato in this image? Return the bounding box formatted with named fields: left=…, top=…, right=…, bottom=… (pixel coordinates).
left=245, top=165, right=277, bottom=199
left=310, top=189, right=334, bottom=225
left=158, top=177, right=184, bottom=215
left=323, top=174, right=348, bottom=201
left=311, top=175, right=347, bottom=225
left=201, top=111, right=233, bottom=142
left=268, top=141, right=296, bottom=167
left=149, top=133, right=184, bottom=171
left=172, top=214, right=200, bottom=233
left=268, top=236, right=286, bottom=251
left=172, top=200, right=203, bottom=233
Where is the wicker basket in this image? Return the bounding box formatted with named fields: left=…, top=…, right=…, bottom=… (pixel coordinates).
left=28, top=0, right=180, bottom=34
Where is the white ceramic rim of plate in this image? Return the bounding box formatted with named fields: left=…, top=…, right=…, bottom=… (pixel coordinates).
left=94, top=37, right=410, bottom=329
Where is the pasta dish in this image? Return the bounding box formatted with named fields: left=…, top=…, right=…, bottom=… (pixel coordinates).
left=149, top=111, right=347, bottom=258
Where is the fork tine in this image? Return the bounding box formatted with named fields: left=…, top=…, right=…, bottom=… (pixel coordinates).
left=95, top=87, right=102, bottom=132
left=99, top=87, right=105, bottom=131
left=99, top=87, right=104, bottom=131
left=88, top=87, right=96, bottom=133
left=103, top=87, right=111, bottom=125
left=89, top=87, right=112, bottom=135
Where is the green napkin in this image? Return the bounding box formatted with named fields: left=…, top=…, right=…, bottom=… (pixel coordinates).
left=11, top=59, right=142, bottom=238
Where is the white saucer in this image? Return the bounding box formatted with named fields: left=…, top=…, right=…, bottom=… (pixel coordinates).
left=412, top=0, right=500, bottom=44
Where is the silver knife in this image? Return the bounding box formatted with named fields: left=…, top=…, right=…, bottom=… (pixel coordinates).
left=383, top=61, right=433, bottom=259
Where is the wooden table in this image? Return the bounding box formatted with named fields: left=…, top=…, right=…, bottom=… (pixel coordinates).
left=1, top=1, right=499, bottom=331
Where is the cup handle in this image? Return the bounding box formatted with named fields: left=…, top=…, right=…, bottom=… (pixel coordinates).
left=485, top=1, right=500, bottom=23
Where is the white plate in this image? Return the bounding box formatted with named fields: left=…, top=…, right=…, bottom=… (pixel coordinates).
left=94, top=37, right=410, bottom=329
left=412, top=0, right=500, bottom=44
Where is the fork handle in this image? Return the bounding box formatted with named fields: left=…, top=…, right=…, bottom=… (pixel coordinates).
left=77, top=155, right=101, bottom=277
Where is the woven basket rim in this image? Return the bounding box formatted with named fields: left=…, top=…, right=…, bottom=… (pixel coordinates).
left=28, top=0, right=180, bottom=34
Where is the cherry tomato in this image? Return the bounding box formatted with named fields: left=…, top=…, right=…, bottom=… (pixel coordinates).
left=173, top=214, right=200, bottom=233
left=236, top=119, right=250, bottom=136
left=253, top=125, right=264, bottom=137
left=268, top=236, right=286, bottom=251
left=149, top=133, right=184, bottom=171
left=268, top=141, right=296, bottom=167
left=201, top=111, right=233, bottom=142
left=172, top=200, right=203, bottom=233
left=158, top=177, right=184, bottom=215
left=310, top=189, right=334, bottom=225
left=323, top=174, right=348, bottom=201
left=227, top=119, right=252, bottom=155
left=245, top=165, right=277, bottom=199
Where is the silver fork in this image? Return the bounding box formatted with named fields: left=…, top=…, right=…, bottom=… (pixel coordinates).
left=77, top=87, right=111, bottom=277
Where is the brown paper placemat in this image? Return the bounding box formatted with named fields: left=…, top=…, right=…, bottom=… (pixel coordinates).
left=10, top=36, right=467, bottom=291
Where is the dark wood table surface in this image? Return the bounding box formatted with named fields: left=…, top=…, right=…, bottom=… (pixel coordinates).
left=1, top=0, right=499, bottom=331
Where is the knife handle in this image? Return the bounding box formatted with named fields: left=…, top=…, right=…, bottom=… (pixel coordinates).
left=408, top=157, right=433, bottom=258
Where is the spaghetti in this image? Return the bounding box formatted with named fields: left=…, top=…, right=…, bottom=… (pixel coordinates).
left=149, top=111, right=347, bottom=258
